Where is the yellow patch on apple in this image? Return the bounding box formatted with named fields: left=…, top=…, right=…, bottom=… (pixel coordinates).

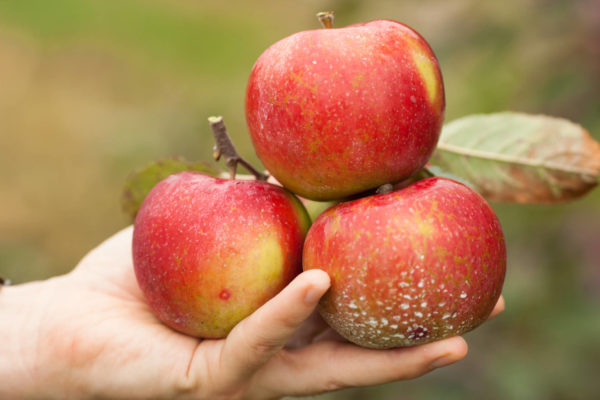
left=245, top=232, right=285, bottom=285
left=406, top=38, right=442, bottom=109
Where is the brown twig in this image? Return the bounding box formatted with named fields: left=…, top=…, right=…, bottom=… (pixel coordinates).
left=317, top=11, right=335, bottom=28
left=208, top=116, right=268, bottom=181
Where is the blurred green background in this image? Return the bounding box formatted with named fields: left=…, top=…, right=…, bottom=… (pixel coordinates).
left=1, top=0, right=599, bottom=399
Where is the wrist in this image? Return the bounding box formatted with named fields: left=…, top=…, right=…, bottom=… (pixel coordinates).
left=0, top=279, right=58, bottom=399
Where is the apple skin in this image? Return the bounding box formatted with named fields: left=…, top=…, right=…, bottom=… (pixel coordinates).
left=132, top=171, right=310, bottom=338
left=303, top=177, right=506, bottom=348
left=246, top=19, right=445, bottom=201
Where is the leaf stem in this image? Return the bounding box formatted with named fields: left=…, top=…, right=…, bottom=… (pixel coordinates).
left=208, top=116, right=268, bottom=181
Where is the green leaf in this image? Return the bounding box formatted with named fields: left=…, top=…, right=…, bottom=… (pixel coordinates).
left=121, top=157, right=220, bottom=221
left=431, top=112, right=600, bottom=203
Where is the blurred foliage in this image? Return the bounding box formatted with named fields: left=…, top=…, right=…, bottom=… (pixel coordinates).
left=0, top=0, right=599, bottom=399
left=121, top=157, right=219, bottom=221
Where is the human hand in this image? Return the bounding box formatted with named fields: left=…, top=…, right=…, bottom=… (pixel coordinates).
left=0, top=227, right=504, bottom=399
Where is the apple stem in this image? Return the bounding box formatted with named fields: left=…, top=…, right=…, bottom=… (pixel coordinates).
left=392, top=168, right=436, bottom=191
left=317, top=11, right=334, bottom=28
left=208, top=116, right=269, bottom=181
left=376, top=183, right=394, bottom=195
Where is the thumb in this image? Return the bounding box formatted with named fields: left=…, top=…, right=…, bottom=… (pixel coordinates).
left=219, top=269, right=330, bottom=381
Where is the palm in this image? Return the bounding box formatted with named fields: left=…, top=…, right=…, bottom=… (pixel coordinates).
left=34, top=227, right=199, bottom=398
left=43, top=227, right=329, bottom=399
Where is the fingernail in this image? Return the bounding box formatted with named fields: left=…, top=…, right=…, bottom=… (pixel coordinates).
left=429, top=354, right=457, bottom=369
left=304, top=286, right=324, bottom=305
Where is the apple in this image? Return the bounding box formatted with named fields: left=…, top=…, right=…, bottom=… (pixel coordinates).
left=245, top=18, right=445, bottom=201
left=303, top=177, right=506, bottom=348
left=132, top=171, right=310, bottom=338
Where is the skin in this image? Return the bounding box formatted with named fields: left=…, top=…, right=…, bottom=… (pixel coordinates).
left=246, top=19, right=445, bottom=200
left=0, top=226, right=505, bottom=399
left=133, top=171, right=310, bottom=338
left=304, top=177, right=506, bottom=348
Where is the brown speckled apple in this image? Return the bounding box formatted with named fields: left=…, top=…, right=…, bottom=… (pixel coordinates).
left=246, top=19, right=445, bottom=201
left=303, top=177, right=506, bottom=348
left=132, top=171, right=310, bottom=338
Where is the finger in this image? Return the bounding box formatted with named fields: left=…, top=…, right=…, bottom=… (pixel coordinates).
left=74, top=226, right=134, bottom=272
left=70, top=226, right=144, bottom=300
left=312, top=327, right=347, bottom=343
left=219, top=269, right=330, bottom=381
left=487, top=295, right=505, bottom=320
left=254, top=336, right=468, bottom=398
left=285, top=309, right=330, bottom=349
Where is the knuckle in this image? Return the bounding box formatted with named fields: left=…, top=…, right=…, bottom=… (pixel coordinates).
left=236, top=317, right=283, bottom=356
left=247, top=337, right=278, bottom=356
left=321, top=376, right=349, bottom=393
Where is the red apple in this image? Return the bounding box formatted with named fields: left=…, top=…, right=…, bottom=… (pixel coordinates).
left=303, top=177, right=506, bottom=348
left=246, top=19, right=445, bottom=201
left=132, top=171, right=310, bottom=338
